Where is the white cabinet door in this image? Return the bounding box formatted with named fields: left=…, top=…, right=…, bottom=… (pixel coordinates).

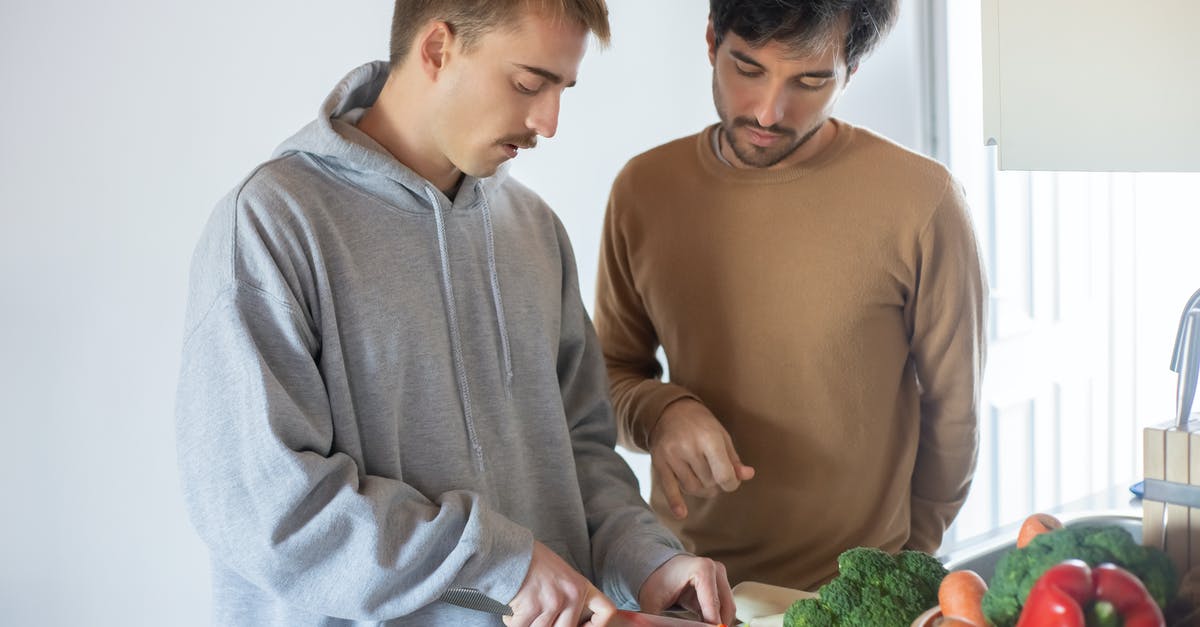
left=981, top=0, right=1200, bottom=172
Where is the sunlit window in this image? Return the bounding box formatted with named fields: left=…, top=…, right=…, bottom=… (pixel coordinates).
left=940, top=0, right=1200, bottom=549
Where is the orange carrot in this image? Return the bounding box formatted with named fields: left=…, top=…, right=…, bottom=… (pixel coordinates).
left=1015, top=513, right=1063, bottom=549
left=938, top=569, right=989, bottom=626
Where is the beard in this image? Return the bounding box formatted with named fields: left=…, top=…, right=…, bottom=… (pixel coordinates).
left=712, top=74, right=826, bottom=168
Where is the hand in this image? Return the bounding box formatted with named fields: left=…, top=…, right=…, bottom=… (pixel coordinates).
left=649, top=399, right=755, bottom=519
left=506, top=541, right=616, bottom=627
left=639, top=555, right=735, bottom=626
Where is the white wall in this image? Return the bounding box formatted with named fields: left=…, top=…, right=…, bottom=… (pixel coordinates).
left=0, top=2, right=927, bottom=624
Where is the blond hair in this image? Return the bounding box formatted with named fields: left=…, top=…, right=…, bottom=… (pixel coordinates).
left=389, top=0, right=610, bottom=67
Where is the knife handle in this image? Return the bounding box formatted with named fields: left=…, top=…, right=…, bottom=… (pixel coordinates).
left=439, top=587, right=513, bottom=616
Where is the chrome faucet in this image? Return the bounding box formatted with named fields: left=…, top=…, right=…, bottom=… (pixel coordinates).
left=1172, top=287, right=1200, bottom=427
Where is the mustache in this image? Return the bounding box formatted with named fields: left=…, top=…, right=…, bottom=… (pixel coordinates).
left=731, top=118, right=796, bottom=137
left=498, top=134, right=538, bottom=150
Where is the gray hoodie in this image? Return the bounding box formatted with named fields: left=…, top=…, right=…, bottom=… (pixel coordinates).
left=176, top=61, right=683, bottom=626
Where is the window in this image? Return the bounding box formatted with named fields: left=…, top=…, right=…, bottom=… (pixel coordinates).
left=939, top=0, right=1200, bottom=548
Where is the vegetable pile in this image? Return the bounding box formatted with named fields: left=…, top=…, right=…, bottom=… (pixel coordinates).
left=783, top=547, right=948, bottom=626
left=780, top=514, right=1178, bottom=626
left=981, top=524, right=1177, bottom=626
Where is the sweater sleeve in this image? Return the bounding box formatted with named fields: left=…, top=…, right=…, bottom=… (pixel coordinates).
left=905, top=179, right=989, bottom=552
left=593, top=170, right=700, bottom=452
left=551, top=217, right=686, bottom=609
left=174, top=195, right=533, bottom=621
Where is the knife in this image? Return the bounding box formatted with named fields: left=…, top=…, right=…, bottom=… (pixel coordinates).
left=439, top=587, right=725, bottom=626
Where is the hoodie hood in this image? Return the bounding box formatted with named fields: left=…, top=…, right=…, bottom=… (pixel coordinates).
left=273, top=61, right=516, bottom=471
left=273, top=60, right=511, bottom=212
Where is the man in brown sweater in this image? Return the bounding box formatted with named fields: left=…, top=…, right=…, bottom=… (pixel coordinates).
left=594, top=0, right=987, bottom=591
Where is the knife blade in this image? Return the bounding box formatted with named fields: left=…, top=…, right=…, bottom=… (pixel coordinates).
left=439, top=587, right=723, bottom=626
left=607, top=609, right=724, bottom=626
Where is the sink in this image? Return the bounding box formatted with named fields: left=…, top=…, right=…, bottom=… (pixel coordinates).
left=939, top=512, right=1143, bottom=581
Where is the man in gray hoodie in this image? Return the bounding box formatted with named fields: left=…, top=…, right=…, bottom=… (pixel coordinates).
left=175, top=2, right=734, bottom=626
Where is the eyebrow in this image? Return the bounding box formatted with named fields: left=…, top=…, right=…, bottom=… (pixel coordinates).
left=514, top=64, right=577, bottom=88
left=729, top=49, right=835, bottom=80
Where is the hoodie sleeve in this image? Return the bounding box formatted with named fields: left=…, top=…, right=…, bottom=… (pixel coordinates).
left=904, top=178, right=988, bottom=552
left=175, top=188, right=533, bottom=621
left=550, top=217, right=686, bottom=609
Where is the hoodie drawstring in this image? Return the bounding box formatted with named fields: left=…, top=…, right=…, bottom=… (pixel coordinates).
left=424, top=185, right=515, bottom=472
left=479, top=188, right=515, bottom=398
left=426, top=188, right=486, bottom=472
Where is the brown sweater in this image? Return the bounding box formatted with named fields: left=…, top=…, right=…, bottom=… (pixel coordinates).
left=594, top=120, right=987, bottom=590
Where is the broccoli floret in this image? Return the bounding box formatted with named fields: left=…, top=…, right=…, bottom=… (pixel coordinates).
left=841, top=584, right=926, bottom=626
left=815, top=574, right=861, bottom=612
left=1076, top=525, right=1177, bottom=608
left=837, top=546, right=896, bottom=588
left=979, top=586, right=1022, bottom=626
left=1081, top=525, right=1146, bottom=563
left=882, top=569, right=937, bottom=610
left=784, top=599, right=836, bottom=627
left=1136, top=548, right=1176, bottom=608
left=783, top=547, right=947, bottom=627
left=981, top=525, right=1178, bottom=627
left=897, top=550, right=951, bottom=599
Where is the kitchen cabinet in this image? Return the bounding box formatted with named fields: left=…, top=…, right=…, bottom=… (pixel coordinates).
left=981, top=0, right=1200, bottom=171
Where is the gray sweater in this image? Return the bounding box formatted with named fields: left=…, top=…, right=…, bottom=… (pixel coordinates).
left=175, top=61, right=683, bottom=626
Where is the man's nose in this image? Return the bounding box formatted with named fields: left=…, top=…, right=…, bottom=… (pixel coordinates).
left=754, top=83, right=787, bottom=129
left=526, top=92, right=562, bottom=139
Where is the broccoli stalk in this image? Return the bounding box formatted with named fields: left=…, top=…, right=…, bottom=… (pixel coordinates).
left=783, top=547, right=948, bottom=627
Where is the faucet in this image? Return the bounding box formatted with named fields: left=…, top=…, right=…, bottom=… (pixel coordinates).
left=1172, top=287, right=1200, bottom=427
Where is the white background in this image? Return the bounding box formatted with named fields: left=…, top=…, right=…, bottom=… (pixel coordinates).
left=0, top=1, right=928, bottom=624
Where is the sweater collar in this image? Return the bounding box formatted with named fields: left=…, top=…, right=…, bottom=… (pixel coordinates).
left=696, top=118, right=855, bottom=184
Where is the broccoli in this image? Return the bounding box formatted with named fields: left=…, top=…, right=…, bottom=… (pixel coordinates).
left=981, top=525, right=1178, bottom=627
left=783, top=547, right=948, bottom=627
left=896, top=549, right=951, bottom=599
left=784, top=599, right=836, bottom=627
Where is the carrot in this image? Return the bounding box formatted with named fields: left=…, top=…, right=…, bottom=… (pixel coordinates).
left=938, top=569, right=988, bottom=626
left=1015, top=513, right=1063, bottom=549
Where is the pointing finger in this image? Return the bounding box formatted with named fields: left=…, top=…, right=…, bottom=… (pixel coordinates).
left=654, top=456, right=688, bottom=519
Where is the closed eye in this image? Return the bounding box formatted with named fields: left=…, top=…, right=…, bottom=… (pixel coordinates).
left=734, top=61, right=762, bottom=78
left=515, top=81, right=540, bottom=95
left=793, top=76, right=831, bottom=89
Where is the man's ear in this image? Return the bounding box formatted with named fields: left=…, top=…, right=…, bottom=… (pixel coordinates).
left=705, top=18, right=718, bottom=66
left=418, top=21, right=456, bottom=80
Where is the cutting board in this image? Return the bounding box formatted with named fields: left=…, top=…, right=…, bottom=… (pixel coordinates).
left=731, top=581, right=817, bottom=624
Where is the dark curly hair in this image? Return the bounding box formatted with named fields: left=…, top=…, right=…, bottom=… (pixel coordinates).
left=709, top=0, right=899, bottom=71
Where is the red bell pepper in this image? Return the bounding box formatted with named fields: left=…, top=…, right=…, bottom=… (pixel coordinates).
left=1015, top=559, right=1164, bottom=627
